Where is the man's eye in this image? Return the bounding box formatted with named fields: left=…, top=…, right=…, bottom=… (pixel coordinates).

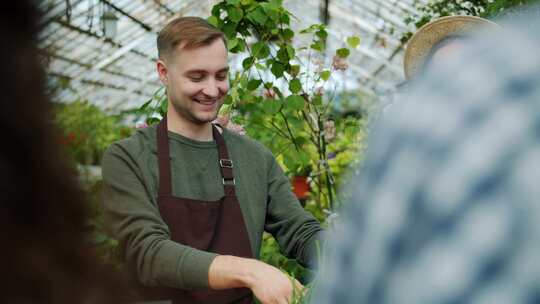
left=189, top=76, right=204, bottom=82
left=216, top=74, right=227, bottom=80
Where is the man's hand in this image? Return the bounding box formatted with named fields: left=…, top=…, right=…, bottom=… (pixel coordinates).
left=245, top=258, right=304, bottom=304
left=208, top=255, right=304, bottom=304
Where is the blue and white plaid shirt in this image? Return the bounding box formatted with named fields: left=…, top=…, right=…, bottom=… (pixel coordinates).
left=313, top=13, right=540, bottom=304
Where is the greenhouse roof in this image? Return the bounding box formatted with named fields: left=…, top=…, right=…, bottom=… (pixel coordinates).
left=39, top=0, right=425, bottom=110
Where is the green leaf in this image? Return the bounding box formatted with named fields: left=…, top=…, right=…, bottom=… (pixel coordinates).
left=236, top=38, right=246, bottom=52
left=315, top=29, right=328, bottom=39
left=269, top=0, right=283, bottom=8
left=312, top=94, right=322, bottom=106
left=241, top=0, right=253, bottom=5
left=258, top=45, right=270, bottom=59
left=223, top=95, right=233, bottom=105
left=280, top=12, right=290, bottom=25
left=227, top=37, right=239, bottom=51
left=283, top=153, right=300, bottom=172
left=289, top=78, right=302, bottom=94
left=208, top=16, right=219, bottom=27
left=239, top=73, right=248, bottom=87
left=264, top=82, right=273, bottom=89
left=252, top=42, right=270, bottom=59
left=288, top=116, right=303, bottom=129
left=336, top=48, right=350, bottom=58
left=298, top=150, right=311, bottom=166
left=146, top=117, right=160, bottom=125
left=289, top=65, right=300, bottom=77
left=263, top=100, right=281, bottom=114
left=139, top=99, right=152, bottom=111
left=211, top=5, right=222, bottom=17
left=285, top=94, right=305, bottom=111
left=260, top=3, right=279, bottom=20
left=243, top=56, right=255, bottom=69
left=346, top=36, right=360, bottom=48
left=295, top=135, right=308, bottom=146
left=277, top=46, right=289, bottom=63
left=230, top=87, right=240, bottom=102
left=320, top=70, right=331, bottom=81
left=160, top=98, right=168, bottom=114
left=300, top=25, right=316, bottom=34
left=310, top=40, right=325, bottom=52
left=228, top=6, right=244, bottom=23
left=247, top=79, right=262, bottom=91
left=219, top=104, right=232, bottom=115
left=271, top=62, right=285, bottom=78
left=240, top=91, right=255, bottom=103
left=286, top=45, right=295, bottom=59
left=222, top=22, right=237, bottom=39
left=227, top=0, right=240, bottom=4
left=281, top=28, right=294, bottom=41
left=247, top=7, right=267, bottom=25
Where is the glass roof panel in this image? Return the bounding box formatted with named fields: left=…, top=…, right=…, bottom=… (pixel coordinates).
left=39, top=0, right=420, bottom=110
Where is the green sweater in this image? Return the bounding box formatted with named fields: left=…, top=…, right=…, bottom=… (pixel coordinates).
left=102, top=125, right=322, bottom=290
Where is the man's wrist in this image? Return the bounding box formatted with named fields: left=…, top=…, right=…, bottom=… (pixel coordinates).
left=208, top=255, right=259, bottom=290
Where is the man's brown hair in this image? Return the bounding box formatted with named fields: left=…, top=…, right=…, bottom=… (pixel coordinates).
left=157, top=16, right=226, bottom=60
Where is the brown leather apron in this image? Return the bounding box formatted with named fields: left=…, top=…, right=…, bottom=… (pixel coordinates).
left=138, top=118, right=254, bottom=304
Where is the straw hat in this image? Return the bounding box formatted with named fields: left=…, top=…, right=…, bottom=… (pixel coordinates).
left=404, top=15, right=499, bottom=80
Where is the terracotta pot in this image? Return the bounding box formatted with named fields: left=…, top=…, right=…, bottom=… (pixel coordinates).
left=292, top=176, right=310, bottom=200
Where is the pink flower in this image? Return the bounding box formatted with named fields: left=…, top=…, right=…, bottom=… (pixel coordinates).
left=263, top=88, right=276, bottom=99
left=332, top=55, right=348, bottom=71
left=324, top=120, right=336, bottom=142
left=213, top=114, right=246, bottom=136
left=226, top=122, right=246, bottom=135
left=214, top=114, right=230, bottom=126
left=136, top=123, right=149, bottom=129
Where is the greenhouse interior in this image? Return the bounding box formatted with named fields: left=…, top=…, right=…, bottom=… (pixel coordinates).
left=4, top=0, right=540, bottom=303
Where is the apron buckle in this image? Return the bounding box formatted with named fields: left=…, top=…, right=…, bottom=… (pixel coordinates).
left=222, top=178, right=236, bottom=185
left=219, top=159, right=234, bottom=168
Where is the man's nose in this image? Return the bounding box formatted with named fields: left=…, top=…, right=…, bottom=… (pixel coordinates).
left=202, top=79, right=220, bottom=97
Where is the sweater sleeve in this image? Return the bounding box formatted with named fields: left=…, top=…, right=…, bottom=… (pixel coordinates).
left=263, top=152, right=324, bottom=269
left=101, top=143, right=217, bottom=290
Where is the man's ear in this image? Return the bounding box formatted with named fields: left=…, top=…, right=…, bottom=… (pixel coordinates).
left=156, top=59, right=168, bottom=86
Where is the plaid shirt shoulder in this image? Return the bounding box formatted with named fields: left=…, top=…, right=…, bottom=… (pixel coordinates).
left=314, top=16, right=540, bottom=304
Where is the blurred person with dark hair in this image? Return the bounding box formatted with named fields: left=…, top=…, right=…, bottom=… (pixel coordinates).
left=313, top=11, right=540, bottom=304
left=0, top=2, right=124, bottom=303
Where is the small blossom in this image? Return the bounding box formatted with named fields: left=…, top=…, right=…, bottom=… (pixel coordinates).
left=213, top=114, right=246, bottom=136
left=324, top=120, right=336, bottom=141
left=214, top=114, right=230, bottom=126
left=327, top=152, right=337, bottom=160
left=263, top=88, right=276, bottom=99
left=313, top=57, right=325, bottom=73
left=226, top=122, right=246, bottom=135
left=332, top=55, right=348, bottom=71
left=136, top=123, right=149, bottom=129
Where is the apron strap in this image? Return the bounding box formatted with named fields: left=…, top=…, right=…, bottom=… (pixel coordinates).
left=157, top=117, right=237, bottom=197
left=157, top=117, right=172, bottom=197
left=212, top=124, right=236, bottom=197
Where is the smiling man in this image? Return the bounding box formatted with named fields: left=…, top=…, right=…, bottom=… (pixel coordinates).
left=102, top=17, right=322, bottom=304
